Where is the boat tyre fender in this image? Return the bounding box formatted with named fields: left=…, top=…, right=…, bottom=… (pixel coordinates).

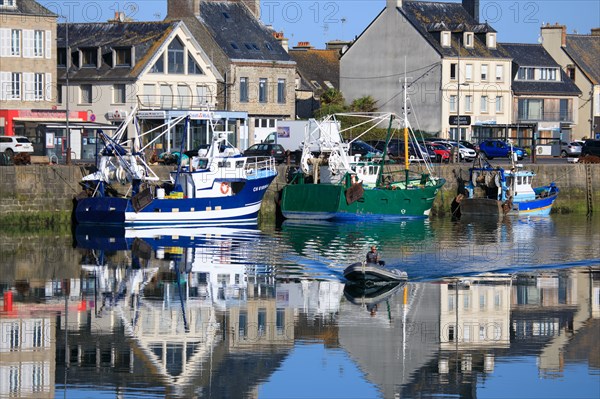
left=220, top=182, right=230, bottom=195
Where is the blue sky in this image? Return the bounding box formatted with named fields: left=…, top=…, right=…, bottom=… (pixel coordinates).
left=43, top=0, right=599, bottom=48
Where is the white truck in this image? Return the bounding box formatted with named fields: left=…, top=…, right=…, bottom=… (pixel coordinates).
left=263, top=119, right=342, bottom=162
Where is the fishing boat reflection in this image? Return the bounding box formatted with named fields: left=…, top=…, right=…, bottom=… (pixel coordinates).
left=74, top=225, right=345, bottom=396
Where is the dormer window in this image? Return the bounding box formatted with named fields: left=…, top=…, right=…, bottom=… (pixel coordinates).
left=81, top=48, right=98, bottom=68
left=486, top=33, right=496, bottom=49
left=115, top=48, right=131, bottom=67
left=441, top=31, right=451, bottom=48
left=57, top=48, right=67, bottom=67
left=463, top=32, right=474, bottom=48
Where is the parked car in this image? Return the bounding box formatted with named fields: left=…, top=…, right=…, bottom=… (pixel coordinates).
left=459, top=140, right=479, bottom=153
left=426, top=143, right=450, bottom=163
left=581, top=139, right=600, bottom=157
left=348, top=139, right=383, bottom=158
left=374, top=140, right=431, bottom=162
left=479, top=140, right=525, bottom=160
left=547, top=140, right=582, bottom=157
left=432, top=141, right=477, bottom=161
left=243, top=143, right=286, bottom=163
left=0, top=136, right=34, bottom=158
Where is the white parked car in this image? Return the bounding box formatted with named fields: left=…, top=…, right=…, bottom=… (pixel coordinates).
left=0, top=136, right=34, bottom=157
left=433, top=141, right=477, bottom=162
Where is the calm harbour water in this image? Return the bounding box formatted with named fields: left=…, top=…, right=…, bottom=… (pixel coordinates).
left=0, top=214, right=599, bottom=399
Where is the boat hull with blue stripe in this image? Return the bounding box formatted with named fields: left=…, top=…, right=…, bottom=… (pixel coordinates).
left=75, top=125, right=277, bottom=227
left=460, top=161, right=559, bottom=217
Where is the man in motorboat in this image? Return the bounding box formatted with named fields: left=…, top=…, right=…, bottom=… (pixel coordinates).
left=366, top=246, right=385, bottom=266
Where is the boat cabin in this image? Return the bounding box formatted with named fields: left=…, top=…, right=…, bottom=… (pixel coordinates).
left=506, top=170, right=536, bottom=202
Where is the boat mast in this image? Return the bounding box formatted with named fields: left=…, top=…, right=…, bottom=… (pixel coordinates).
left=377, top=114, right=394, bottom=187
left=403, top=76, right=410, bottom=186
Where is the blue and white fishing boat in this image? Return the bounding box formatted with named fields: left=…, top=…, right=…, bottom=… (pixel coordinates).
left=458, top=157, right=559, bottom=217
left=75, top=113, right=277, bottom=227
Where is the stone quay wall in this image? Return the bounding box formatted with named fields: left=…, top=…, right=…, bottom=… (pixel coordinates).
left=0, top=163, right=597, bottom=224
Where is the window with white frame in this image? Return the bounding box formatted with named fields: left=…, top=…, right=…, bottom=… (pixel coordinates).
left=187, top=53, right=204, bottom=75
left=450, top=63, right=457, bottom=80
left=259, top=78, right=268, bottom=103
left=449, top=95, right=457, bottom=112
left=10, top=72, right=21, bottom=99
left=481, top=64, right=488, bottom=81
left=480, top=95, right=488, bottom=113
left=496, top=96, right=503, bottom=113
left=465, top=64, right=473, bottom=81
left=441, top=31, right=451, bottom=47
left=167, top=38, right=184, bottom=74
left=518, top=67, right=534, bottom=80
left=0, top=0, right=17, bottom=7
left=496, top=65, right=503, bottom=81
left=34, top=30, right=43, bottom=57
left=486, top=33, right=496, bottom=49
left=150, top=53, right=164, bottom=73
left=34, top=73, right=43, bottom=100
left=277, top=78, right=286, bottom=104
left=239, top=77, right=248, bottom=102
left=80, top=84, right=92, bottom=104
left=113, top=84, right=126, bottom=103
left=465, top=95, right=473, bottom=112
left=464, top=32, right=474, bottom=48
left=11, top=29, right=20, bottom=56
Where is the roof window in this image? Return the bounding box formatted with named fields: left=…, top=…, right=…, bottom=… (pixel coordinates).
left=441, top=31, right=451, bottom=48
left=463, top=32, right=474, bottom=48
left=230, top=42, right=239, bottom=50
left=486, top=33, right=496, bottom=49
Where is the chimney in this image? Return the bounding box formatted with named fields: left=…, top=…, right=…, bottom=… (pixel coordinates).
left=592, top=28, right=600, bottom=36
left=541, top=23, right=567, bottom=47
left=293, top=42, right=313, bottom=50
left=240, top=0, right=260, bottom=19
left=272, top=31, right=288, bottom=52
left=167, top=0, right=201, bottom=19
left=462, top=0, right=480, bottom=23
left=386, top=0, right=402, bottom=10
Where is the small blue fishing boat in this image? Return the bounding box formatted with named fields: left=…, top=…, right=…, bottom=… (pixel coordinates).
left=75, top=114, right=277, bottom=227
left=458, top=157, right=559, bottom=217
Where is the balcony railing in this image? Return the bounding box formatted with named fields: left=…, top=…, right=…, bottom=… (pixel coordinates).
left=515, top=110, right=573, bottom=123
left=137, top=95, right=215, bottom=110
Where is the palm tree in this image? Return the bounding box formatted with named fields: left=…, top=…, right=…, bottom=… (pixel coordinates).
left=350, top=95, right=378, bottom=113
left=320, top=88, right=345, bottom=107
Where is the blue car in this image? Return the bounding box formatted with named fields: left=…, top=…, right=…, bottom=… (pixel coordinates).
left=479, top=140, right=525, bottom=160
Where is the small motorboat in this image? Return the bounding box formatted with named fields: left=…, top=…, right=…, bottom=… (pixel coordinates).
left=343, top=261, right=408, bottom=284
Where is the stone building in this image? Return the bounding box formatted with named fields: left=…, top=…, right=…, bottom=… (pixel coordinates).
left=0, top=0, right=59, bottom=137
left=289, top=42, right=341, bottom=120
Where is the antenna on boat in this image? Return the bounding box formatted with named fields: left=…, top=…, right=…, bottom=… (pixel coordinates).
left=403, top=75, right=410, bottom=186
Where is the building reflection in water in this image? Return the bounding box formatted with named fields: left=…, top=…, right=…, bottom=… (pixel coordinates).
left=0, top=224, right=598, bottom=398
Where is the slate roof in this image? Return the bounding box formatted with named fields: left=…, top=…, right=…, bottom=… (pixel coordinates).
left=502, top=43, right=581, bottom=96
left=0, top=0, right=56, bottom=17
left=288, top=49, right=339, bottom=93
left=564, top=34, right=600, bottom=85
left=57, top=22, right=178, bottom=81
left=398, top=1, right=511, bottom=59
left=196, top=1, right=292, bottom=63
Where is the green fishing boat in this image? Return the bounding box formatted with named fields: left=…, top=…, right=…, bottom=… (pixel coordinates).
left=280, top=104, right=445, bottom=220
